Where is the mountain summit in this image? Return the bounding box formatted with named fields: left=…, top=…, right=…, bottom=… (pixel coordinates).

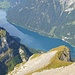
left=7, top=46, right=72, bottom=75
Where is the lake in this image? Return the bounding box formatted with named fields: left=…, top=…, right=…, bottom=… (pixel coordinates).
left=0, top=10, right=75, bottom=60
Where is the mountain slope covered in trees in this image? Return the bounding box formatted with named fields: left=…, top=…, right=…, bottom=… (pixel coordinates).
left=7, top=0, right=75, bottom=46
left=0, top=27, right=34, bottom=75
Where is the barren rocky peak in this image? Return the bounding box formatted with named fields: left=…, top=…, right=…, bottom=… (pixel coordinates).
left=59, top=0, right=75, bottom=12
left=7, top=46, right=72, bottom=75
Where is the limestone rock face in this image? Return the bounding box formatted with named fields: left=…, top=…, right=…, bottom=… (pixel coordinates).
left=59, top=0, right=75, bottom=13
left=7, top=46, right=72, bottom=75
left=0, top=27, right=32, bottom=75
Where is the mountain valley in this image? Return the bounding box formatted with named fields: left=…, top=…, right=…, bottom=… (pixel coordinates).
left=7, top=0, right=75, bottom=46
left=0, top=0, right=75, bottom=75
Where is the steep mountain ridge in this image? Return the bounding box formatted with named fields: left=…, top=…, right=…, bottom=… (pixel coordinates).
left=7, top=0, right=75, bottom=46
left=7, top=46, right=72, bottom=75
left=0, top=27, right=32, bottom=75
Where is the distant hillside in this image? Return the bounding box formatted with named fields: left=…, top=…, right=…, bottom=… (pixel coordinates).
left=0, top=27, right=33, bottom=75
left=7, top=0, right=75, bottom=46
left=0, top=0, right=10, bottom=10
left=7, top=46, right=73, bottom=75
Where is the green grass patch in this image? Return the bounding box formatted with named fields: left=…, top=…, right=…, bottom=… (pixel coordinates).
left=30, top=53, right=41, bottom=60
left=6, top=55, right=22, bottom=72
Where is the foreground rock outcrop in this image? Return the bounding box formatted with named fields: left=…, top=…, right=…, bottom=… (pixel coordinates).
left=7, top=46, right=73, bottom=75
left=32, top=63, right=75, bottom=75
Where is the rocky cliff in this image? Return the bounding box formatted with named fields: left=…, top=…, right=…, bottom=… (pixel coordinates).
left=7, top=46, right=73, bottom=75
left=0, top=27, right=32, bottom=75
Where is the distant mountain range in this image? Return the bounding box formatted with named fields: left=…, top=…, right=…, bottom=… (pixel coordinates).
left=7, top=0, right=75, bottom=46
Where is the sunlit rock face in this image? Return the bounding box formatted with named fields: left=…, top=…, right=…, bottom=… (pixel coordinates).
left=59, top=0, right=75, bottom=12
left=0, top=27, right=32, bottom=75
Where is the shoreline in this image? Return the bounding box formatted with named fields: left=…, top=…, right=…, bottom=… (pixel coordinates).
left=7, top=20, right=75, bottom=49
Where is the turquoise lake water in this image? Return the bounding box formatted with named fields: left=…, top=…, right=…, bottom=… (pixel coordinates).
left=0, top=10, right=75, bottom=60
